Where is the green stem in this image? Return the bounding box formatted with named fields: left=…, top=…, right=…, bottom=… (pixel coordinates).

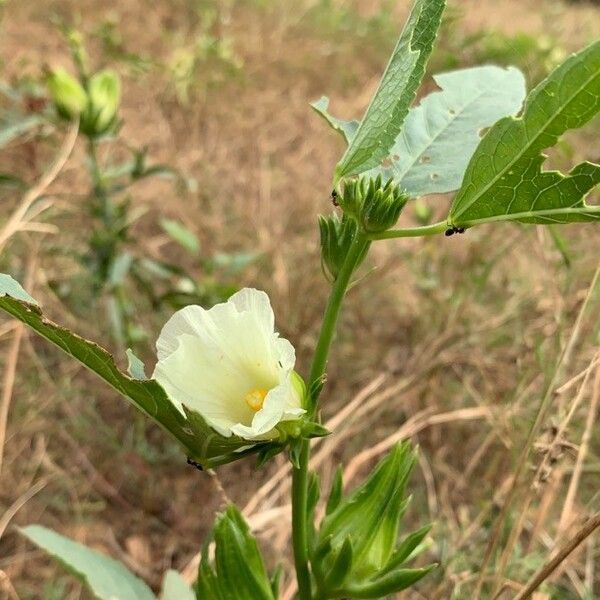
left=292, top=232, right=370, bottom=600
left=87, top=139, right=129, bottom=346
left=368, top=220, right=448, bottom=240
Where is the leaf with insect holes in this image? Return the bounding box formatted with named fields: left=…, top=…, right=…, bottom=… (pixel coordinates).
left=0, top=274, right=268, bottom=468
left=449, top=41, right=600, bottom=226
left=314, top=66, right=527, bottom=197
left=19, top=525, right=155, bottom=600
left=333, top=0, right=446, bottom=183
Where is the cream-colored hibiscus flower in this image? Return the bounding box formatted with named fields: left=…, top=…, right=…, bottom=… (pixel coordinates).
left=153, top=288, right=305, bottom=441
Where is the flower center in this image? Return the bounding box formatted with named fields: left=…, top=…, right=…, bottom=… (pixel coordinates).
left=244, top=388, right=268, bottom=412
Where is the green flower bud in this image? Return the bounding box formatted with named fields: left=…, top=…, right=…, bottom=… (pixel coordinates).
left=338, top=175, right=408, bottom=233
left=312, top=443, right=435, bottom=597
left=81, top=70, right=121, bottom=137
left=46, top=68, right=88, bottom=120
left=319, top=213, right=367, bottom=281
left=360, top=175, right=408, bottom=233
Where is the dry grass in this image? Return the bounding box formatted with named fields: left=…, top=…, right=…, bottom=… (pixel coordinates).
left=0, top=0, right=599, bottom=598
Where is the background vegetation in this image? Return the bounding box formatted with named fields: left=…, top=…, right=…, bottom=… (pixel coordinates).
left=0, top=0, right=598, bottom=597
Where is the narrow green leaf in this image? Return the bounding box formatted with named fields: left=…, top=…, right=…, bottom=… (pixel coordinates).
left=160, top=218, right=200, bottom=255
left=20, top=525, right=154, bottom=600
left=450, top=41, right=600, bottom=226
left=0, top=275, right=258, bottom=467
left=343, top=565, right=436, bottom=598
left=334, top=0, right=446, bottom=182
left=161, top=570, right=195, bottom=600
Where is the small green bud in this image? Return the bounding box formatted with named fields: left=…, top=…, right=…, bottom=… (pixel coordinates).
left=47, top=68, right=88, bottom=120
left=360, top=177, right=408, bottom=233
left=319, top=213, right=367, bottom=281
left=81, top=70, right=121, bottom=137
left=338, top=175, right=408, bottom=233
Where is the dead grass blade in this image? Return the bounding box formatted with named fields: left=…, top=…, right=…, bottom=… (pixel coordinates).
left=0, top=120, right=78, bottom=253
left=513, top=512, right=600, bottom=600
left=478, top=264, right=600, bottom=598
left=0, top=256, right=37, bottom=475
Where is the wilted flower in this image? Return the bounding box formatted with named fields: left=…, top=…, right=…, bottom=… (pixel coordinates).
left=153, top=288, right=306, bottom=441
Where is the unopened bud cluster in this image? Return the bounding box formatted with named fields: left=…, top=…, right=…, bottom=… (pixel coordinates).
left=340, top=175, right=408, bottom=233
left=319, top=214, right=368, bottom=281
left=47, top=68, right=121, bottom=138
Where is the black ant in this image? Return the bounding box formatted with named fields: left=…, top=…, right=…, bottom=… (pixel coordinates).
left=445, top=225, right=466, bottom=236
left=187, top=457, right=204, bottom=471
left=331, top=189, right=339, bottom=207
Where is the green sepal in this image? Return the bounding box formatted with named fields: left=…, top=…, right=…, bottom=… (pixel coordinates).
left=342, top=565, right=436, bottom=598
left=325, top=466, right=344, bottom=516
left=196, top=506, right=277, bottom=600
left=324, top=537, right=354, bottom=592
left=301, top=421, right=331, bottom=438
left=380, top=524, right=432, bottom=575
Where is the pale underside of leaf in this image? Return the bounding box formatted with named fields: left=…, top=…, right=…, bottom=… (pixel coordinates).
left=313, top=65, right=527, bottom=197
left=20, top=525, right=155, bottom=600
left=161, top=570, right=195, bottom=600
left=0, top=275, right=256, bottom=466
left=449, top=41, right=600, bottom=226
left=366, top=66, right=527, bottom=196
left=334, top=0, right=446, bottom=182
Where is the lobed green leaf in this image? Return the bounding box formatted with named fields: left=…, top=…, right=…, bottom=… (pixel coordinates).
left=449, top=41, right=600, bottom=226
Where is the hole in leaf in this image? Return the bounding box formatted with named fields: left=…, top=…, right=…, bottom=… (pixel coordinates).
left=448, top=108, right=456, bottom=115
left=430, top=173, right=439, bottom=180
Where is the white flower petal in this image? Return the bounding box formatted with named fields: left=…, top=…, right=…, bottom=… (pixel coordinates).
left=276, top=337, right=296, bottom=371
left=153, top=288, right=303, bottom=442
left=228, top=288, right=274, bottom=331
left=153, top=334, right=255, bottom=436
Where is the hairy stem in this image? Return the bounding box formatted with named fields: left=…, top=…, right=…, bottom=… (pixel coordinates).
left=292, top=232, right=370, bottom=600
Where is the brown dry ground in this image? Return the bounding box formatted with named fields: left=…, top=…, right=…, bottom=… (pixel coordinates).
left=0, top=0, right=599, bottom=598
